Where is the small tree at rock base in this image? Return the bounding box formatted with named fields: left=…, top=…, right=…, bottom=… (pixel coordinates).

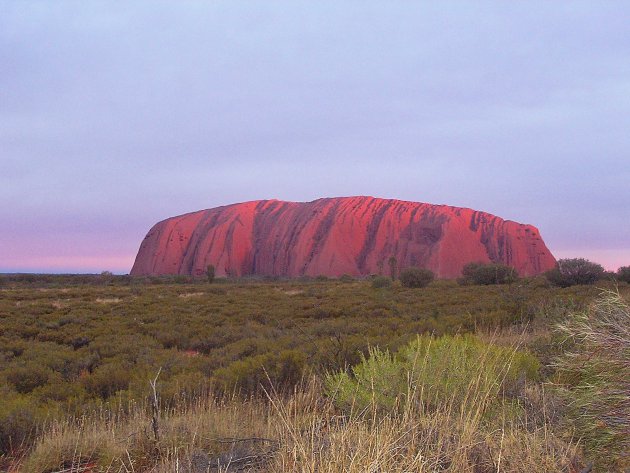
left=545, top=258, right=604, bottom=287
left=617, top=266, right=630, bottom=284
left=399, top=267, right=435, bottom=288
left=206, top=264, right=215, bottom=284
left=388, top=256, right=398, bottom=281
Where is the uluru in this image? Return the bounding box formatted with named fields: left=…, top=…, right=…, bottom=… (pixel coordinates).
left=130, top=196, right=556, bottom=279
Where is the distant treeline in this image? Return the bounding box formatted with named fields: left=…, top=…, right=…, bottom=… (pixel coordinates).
left=2, top=257, right=628, bottom=288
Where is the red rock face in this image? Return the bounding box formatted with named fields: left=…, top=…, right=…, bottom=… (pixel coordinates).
left=130, top=197, right=556, bottom=279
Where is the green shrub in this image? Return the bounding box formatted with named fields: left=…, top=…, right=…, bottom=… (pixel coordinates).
left=82, top=363, right=131, bottom=399
left=34, top=378, right=86, bottom=404
left=399, top=267, right=434, bottom=288
left=371, top=276, right=392, bottom=289
left=328, top=346, right=402, bottom=412
left=554, top=291, right=629, bottom=470
left=458, top=262, right=518, bottom=285
left=5, top=364, right=50, bottom=394
left=173, top=275, right=192, bottom=284
left=214, top=349, right=306, bottom=394
left=0, top=395, right=44, bottom=454
left=545, top=258, right=604, bottom=287
left=326, top=334, right=539, bottom=415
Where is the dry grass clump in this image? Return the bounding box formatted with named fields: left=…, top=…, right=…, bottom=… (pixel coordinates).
left=23, top=383, right=580, bottom=473
left=22, top=395, right=275, bottom=472
left=554, top=290, right=630, bottom=470
left=270, top=393, right=578, bottom=473
left=22, top=341, right=583, bottom=472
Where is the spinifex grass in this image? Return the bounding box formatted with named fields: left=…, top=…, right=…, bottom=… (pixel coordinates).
left=554, top=290, right=630, bottom=470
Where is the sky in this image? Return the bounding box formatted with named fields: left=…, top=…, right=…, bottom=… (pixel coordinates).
left=1, top=1, right=629, bottom=273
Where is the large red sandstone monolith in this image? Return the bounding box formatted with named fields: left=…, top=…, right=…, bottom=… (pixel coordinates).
left=130, top=196, right=556, bottom=279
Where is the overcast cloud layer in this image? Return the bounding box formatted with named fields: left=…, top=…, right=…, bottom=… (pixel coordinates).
left=1, top=1, right=629, bottom=273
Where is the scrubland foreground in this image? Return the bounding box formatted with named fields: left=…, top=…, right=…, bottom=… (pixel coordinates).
left=0, top=275, right=628, bottom=472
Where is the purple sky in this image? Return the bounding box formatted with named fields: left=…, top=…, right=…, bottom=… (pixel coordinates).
left=1, top=2, right=629, bottom=273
